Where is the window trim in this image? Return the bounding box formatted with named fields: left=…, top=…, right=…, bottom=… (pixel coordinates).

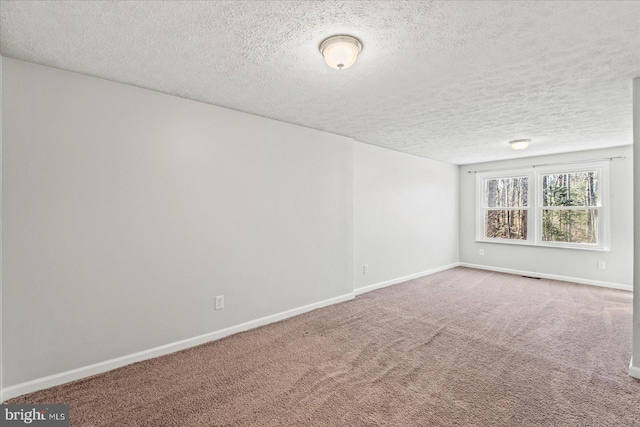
left=535, top=161, right=609, bottom=250
left=475, top=161, right=610, bottom=251
left=475, top=170, right=533, bottom=245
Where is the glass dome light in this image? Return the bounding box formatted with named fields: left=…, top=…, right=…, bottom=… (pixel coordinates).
left=320, top=35, right=362, bottom=70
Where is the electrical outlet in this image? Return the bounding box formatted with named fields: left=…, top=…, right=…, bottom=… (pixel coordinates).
left=215, top=295, right=224, bottom=310
left=479, top=249, right=485, bottom=256
left=597, top=261, right=606, bottom=270
left=363, top=264, right=369, bottom=274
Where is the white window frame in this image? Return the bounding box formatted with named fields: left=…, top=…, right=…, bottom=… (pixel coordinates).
left=476, top=161, right=610, bottom=251
left=476, top=170, right=533, bottom=245
left=535, top=161, right=609, bottom=250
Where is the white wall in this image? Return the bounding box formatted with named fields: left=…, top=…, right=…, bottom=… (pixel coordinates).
left=2, top=58, right=354, bottom=387
left=353, top=142, right=459, bottom=291
left=0, top=55, right=4, bottom=401
left=632, top=77, right=640, bottom=378
left=459, top=146, right=633, bottom=288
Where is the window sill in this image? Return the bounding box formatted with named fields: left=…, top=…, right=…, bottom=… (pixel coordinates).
left=475, top=239, right=610, bottom=252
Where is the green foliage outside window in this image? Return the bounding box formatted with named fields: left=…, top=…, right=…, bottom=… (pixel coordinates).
left=541, top=172, right=598, bottom=244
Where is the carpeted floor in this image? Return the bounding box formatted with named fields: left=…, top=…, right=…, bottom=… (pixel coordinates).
left=9, top=267, right=639, bottom=426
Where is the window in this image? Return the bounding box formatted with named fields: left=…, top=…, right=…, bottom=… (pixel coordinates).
left=481, top=174, right=530, bottom=241
left=476, top=161, right=609, bottom=250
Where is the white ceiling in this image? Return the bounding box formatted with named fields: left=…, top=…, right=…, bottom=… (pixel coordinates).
left=1, top=1, right=639, bottom=164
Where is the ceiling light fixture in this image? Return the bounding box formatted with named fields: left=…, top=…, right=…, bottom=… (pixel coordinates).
left=319, top=35, right=362, bottom=70
left=509, top=139, right=531, bottom=150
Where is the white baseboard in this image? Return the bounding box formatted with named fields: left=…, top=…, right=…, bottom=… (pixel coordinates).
left=2, top=292, right=355, bottom=401
left=630, top=357, right=640, bottom=380
left=2, top=261, right=631, bottom=400
left=459, top=263, right=632, bottom=292
left=354, top=263, right=460, bottom=296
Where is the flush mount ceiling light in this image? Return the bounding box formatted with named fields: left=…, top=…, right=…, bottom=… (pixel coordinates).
left=319, top=35, right=362, bottom=70
left=509, top=139, right=531, bottom=150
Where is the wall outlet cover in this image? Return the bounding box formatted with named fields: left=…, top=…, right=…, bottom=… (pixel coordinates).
left=215, top=295, right=224, bottom=310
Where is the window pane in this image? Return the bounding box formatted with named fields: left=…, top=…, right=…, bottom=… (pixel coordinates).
left=484, top=177, right=528, bottom=208
left=485, top=210, right=528, bottom=240
left=542, top=171, right=598, bottom=207
left=542, top=209, right=598, bottom=244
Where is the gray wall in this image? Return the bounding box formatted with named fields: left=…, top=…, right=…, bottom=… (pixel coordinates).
left=459, top=146, right=633, bottom=287
left=353, top=142, right=459, bottom=290
left=2, top=58, right=354, bottom=386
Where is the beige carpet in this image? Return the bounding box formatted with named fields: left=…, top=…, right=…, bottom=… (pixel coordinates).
left=9, top=267, right=639, bottom=426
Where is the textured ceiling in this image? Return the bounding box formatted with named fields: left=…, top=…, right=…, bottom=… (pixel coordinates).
left=1, top=1, right=639, bottom=164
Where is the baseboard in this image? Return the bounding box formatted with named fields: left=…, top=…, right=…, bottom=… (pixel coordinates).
left=630, top=357, right=640, bottom=380
left=459, top=263, right=632, bottom=292
left=2, top=291, right=355, bottom=401
left=354, top=263, right=460, bottom=296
